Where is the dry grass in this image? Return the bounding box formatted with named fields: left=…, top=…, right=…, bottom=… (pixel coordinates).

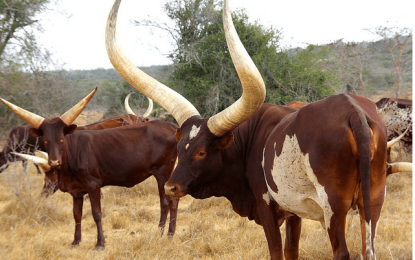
left=0, top=161, right=411, bottom=260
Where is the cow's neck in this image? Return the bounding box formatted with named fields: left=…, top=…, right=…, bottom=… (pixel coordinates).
left=190, top=123, right=262, bottom=224
left=56, top=135, right=82, bottom=194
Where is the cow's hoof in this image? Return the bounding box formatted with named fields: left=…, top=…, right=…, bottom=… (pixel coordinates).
left=94, top=246, right=105, bottom=251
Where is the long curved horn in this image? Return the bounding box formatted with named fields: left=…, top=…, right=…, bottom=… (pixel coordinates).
left=106, top=0, right=200, bottom=126
left=124, top=93, right=137, bottom=115
left=36, top=151, right=49, bottom=159
left=0, top=98, right=45, bottom=128
left=206, top=0, right=266, bottom=136
left=388, top=162, right=413, bottom=174
left=142, top=97, right=153, bottom=118
left=60, top=87, right=98, bottom=126
left=11, top=152, right=51, bottom=172
left=125, top=93, right=153, bottom=118
left=387, top=127, right=409, bottom=149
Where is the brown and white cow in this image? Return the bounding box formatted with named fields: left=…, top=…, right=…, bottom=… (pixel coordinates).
left=0, top=89, right=179, bottom=250
left=287, top=98, right=413, bottom=164
left=106, top=0, right=410, bottom=259
left=0, top=94, right=153, bottom=173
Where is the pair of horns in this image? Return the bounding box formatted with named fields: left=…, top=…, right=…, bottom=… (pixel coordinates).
left=0, top=87, right=97, bottom=128
left=124, top=93, right=153, bottom=118
left=106, top=0, right=265, bottom=136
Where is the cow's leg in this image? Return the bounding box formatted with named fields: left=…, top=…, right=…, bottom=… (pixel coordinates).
left=357, top=189, right=384, bottom=260
left=257, top=201, right=284, bottom=260
left=327, top=213, right=349, bottom=260
left=284, top=215, right=302, bottom=260
left=72, top=195, right=84, bottom=246
left=153, top=172, right=171, bottom=236
left=88, top=188, right=105, bottom=250
left=167, top=197, right=179, bottom=237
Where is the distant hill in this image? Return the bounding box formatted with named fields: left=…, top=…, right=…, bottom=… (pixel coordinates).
left=61, top=65, right=173, bottom=82
left=61, top=37, right=412, bottom=96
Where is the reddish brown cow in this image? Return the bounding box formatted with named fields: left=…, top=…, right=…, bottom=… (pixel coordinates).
left=106, top=0, right=410, bottom=259
left=0, top=94, right=151, bottom=173
left=285, top=100, right=309, bottom=109
left=1, top=89, right=179, bottom=250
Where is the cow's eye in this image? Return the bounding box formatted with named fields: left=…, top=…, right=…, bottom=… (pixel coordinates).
left=60, top=138, right=64, bottom=143
left=196, top=151, right=206, bottom=159
left=44, top=139, right=48, bottom=145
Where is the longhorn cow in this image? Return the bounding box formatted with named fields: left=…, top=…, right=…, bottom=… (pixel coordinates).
left=0, top=94, right=153, bottom=173
left=106, top=0, right=411, bottom=259
left=0, top=89, right=179, bottom=250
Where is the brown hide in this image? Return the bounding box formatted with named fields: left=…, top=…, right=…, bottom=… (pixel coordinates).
left=166, top=94, right=387, bottom=260
left=0, top=114, right=146, bottom=174
left=285, top=100, right=309, bottom=109
left=76, top=114, right=147, bottom=130
left=36, top=119, right=178, bottom=249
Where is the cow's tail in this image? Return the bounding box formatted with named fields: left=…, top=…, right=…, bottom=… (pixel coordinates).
left=349, top=102, right=376, bottom=260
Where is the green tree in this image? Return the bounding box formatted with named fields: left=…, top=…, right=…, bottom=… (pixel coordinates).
left=135, top=0, right=338, bottom=116
left=0, top=0, right=58, bottom=60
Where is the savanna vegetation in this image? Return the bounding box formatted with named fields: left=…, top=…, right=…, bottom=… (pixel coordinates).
left=0, top=161, right=411, bottom=259
left=0, top=0, right=412, bottom=259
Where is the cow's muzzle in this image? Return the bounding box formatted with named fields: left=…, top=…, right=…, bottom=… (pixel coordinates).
left=49, top=160, right=60, bottom=167
left=164, top=183, right=186, bottom=198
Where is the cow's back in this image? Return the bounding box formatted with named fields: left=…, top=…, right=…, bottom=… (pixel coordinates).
left=64, top=120, right=178, bottom=187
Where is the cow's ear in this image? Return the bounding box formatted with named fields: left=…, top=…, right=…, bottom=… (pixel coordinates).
left=64, top=124, right=77, bottom=135
left=175, top=129, right=182, bottom=142
left=29, top=128, right=43, bottom=137
left=217, top=132, right=234, bottom=149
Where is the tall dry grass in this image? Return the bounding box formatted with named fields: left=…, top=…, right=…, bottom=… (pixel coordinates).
left=0, top=160, right=411, bottom=260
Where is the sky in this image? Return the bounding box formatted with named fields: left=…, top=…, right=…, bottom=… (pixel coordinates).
left=36, top=0, right=413, bottom=70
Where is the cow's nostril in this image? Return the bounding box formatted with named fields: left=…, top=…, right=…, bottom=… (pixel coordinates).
left=165, top=183, right=180, bottom=196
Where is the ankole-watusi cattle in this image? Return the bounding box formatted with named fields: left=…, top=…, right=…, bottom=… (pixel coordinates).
left=0, top=88, right=179, bottom=250
left=0, top=93, right=152, bottom=174
left=105, top=0, right=412, bottom=259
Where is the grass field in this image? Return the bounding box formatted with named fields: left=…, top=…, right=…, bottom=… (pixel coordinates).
left=0, top=159, right=411, bottom=260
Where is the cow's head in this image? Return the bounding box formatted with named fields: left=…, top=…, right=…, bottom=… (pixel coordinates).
left=1, top=88, right=97, bottom=168
left=106, top=0, right=265, bottom=198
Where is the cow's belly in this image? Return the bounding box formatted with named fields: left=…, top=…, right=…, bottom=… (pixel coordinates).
left=264, top=134, right=333, bottom=229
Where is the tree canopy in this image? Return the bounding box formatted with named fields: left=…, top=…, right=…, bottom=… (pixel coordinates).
left=135, top=0, right=338, bottom=116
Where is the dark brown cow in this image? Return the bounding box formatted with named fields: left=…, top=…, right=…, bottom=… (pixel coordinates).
left=0, top=89, right=179, bottom=250
left=0, top=94, right=151, bottom=173
left=106, top=0, right=411, bottom=259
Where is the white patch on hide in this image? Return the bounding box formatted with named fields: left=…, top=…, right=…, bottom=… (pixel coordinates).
left=174, top=156, right=178, bottom=169
left=263, top=192, right=271, bottom=205
left=189, top=125, right=201, bottom=140
left=185, top=143, right=189, bottom=150
left=265, top=134, right=334, bottom=229
left=365, top=221, right=375, bottom=259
